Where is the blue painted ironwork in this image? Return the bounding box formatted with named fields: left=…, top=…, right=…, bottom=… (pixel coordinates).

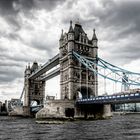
left=73, top=51, right=140, bottom=87
left=76, top=92, right=140, bottom=104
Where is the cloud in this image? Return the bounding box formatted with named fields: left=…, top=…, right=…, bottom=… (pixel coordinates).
left=0, top=0, right=140, bottom=101
left=0, top=0, right=66, bottom=30
left=0, top=0, right=64, bottom=15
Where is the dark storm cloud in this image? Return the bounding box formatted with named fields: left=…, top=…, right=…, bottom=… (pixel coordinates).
left=0, top=32, right=20, bottom=41
left=0, top=0, right=66, bottom=28
left=0, top=0, right=34, bottom=16
left=35, top=0, right=66, bottom=11
left=67, top=0, right=140, bottom=40
left=31, top=39, right=56, bottom=53
left=0, top=62, right=21, bottom=67
left=0, top=66, right=22, bottom=83
left=0, top=0, right=66, bottom=15
left=0, top=0, right=20, bottom=28
left=78, top=0, right=140, bottom=65
left=0, top=0, right=19, bottom=15
left=97, top=0, right=140, bottom=39
left=0, top=47, right=30, bottom=63
left=108, top=40, right=140, bottom=64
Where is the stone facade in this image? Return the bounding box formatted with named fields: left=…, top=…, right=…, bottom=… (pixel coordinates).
left=59, top=21, right=98, bottom=100
left=24, top=62, right=45, bottom=116
left=36, top=99, right=75, bottom=119
left=35, top=21, right=113, bottom=120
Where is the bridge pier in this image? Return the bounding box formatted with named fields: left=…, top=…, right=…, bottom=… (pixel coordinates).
left=23, top=106, right=31, bottom=117
left=36, top=99, right=75, bottom=120
left=75, top=104, right=112, bottom=119
left=102, top=104, right=112, bottom=118
left=36, top=99, right=112, bottom=120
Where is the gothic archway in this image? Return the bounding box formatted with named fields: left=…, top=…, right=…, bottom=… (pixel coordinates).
left=74, top=86, right=94, bottom=99
left=30, top=100, right=40, bottom=107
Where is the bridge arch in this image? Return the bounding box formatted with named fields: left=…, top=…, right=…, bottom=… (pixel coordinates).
left=30, top=99, right=41, bottom=107
left=74, top=86, right=95, bottom=99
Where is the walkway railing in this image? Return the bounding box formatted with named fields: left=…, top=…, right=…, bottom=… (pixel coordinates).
left=77, top=93, right=140, bottom=104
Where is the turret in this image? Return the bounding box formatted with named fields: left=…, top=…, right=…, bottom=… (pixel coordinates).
left=31, top=61, right=38, bottom=73
left=92, top=29, right=98, bottom=47
left=68, top=21, right=74, bottom=53
left=68, top=20, right=74, bottom=41
left=25, top=63, right=31, bottom=77
left=92, top=29, right=98, bottom=58
left=59, top=29, right=64, bottom=58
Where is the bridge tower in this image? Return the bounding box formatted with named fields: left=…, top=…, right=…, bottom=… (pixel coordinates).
left=59, top=21, right=98, bottom=100
left=23, top=62, right=45, bottom=116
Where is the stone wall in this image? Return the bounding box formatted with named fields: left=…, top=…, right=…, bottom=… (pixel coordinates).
left=36, top=99, right=75, bottom=119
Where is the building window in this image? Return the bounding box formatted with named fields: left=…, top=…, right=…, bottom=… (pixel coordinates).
left=81, top=36, right=83, bottom=42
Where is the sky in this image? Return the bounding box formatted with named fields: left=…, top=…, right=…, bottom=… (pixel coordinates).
left=0, top=0, right=140, bottom=102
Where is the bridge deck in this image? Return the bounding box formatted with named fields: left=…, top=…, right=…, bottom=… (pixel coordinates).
left=28, top=54, right=59, bottom=80
left=76, top=93, right=140, bottom=105
left=40, top=67, right=60, bottom=81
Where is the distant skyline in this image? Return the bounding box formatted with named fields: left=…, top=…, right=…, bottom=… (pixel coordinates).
left=0, top=0, right=140, bottom=102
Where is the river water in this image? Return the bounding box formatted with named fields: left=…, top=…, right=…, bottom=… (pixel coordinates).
left=0, top=114, right=140, bottom=140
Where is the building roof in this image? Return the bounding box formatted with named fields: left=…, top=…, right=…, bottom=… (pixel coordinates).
left=74, top=23, right=85, bottom=40
left=92, top=29, right=98, bottom=40
left=68, top=20, right=74, bottom=33
left=31, top=61, right=38, bottom=72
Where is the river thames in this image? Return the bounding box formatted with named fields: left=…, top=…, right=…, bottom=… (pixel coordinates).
left=0, top=114, right=140, bottom=140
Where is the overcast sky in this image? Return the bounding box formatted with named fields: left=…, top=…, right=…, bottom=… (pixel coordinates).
left=0, top=0, right=140, bottom=102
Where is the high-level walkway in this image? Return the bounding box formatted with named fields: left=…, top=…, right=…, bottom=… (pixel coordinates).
left=28, top=54, right=59, bottom=80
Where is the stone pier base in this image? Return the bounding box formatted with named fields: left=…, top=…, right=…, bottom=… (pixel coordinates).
left=36, top=100, right=75, bottom=120
left=23, top=106, right=31, bottom=117
left=9, top=106, right=23, bottom=116
left=102, top=104, right=112, bottom=118
left=36, top=99, right=112, bottom=120
left=75, top=103, right=112, bottom=120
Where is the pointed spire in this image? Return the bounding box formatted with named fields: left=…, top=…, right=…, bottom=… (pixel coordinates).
left=27, top=63, right=30, bottom=69
left=92, top=29, right=98, bottom=40
left=60, top=29, right=64, bottom=40
left=75, top=18, right=81, bottom=25
left=68, top=20, right=74, bottom=33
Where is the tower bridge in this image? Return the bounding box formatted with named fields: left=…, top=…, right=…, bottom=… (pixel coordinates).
left=12, top=21, right=140, bottom=119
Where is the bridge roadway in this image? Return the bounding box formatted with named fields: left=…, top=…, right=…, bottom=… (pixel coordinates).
left=76, top=92, right=140, bottom=105
left=40, top=67, right=60, bottom=81
left=28, top=54, right=59, bottom=80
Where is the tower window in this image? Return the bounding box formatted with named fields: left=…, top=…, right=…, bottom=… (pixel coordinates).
left=81, top=36, right=83, bottom=42
left=78, top=45, right=80, bottom=49
left=84, top=39, right=86, bottom=43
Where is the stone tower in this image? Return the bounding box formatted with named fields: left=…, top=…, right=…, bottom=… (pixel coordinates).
left=24, top=61, right=45, bottom=115
left=59, top=21, right=98, bottom=100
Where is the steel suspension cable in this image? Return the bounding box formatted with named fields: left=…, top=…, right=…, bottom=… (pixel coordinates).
left=73, top=51, right=140, bottom=86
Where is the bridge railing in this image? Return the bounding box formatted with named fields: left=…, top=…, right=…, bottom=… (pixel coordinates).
left=77, top=93, right=140, bottom=104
